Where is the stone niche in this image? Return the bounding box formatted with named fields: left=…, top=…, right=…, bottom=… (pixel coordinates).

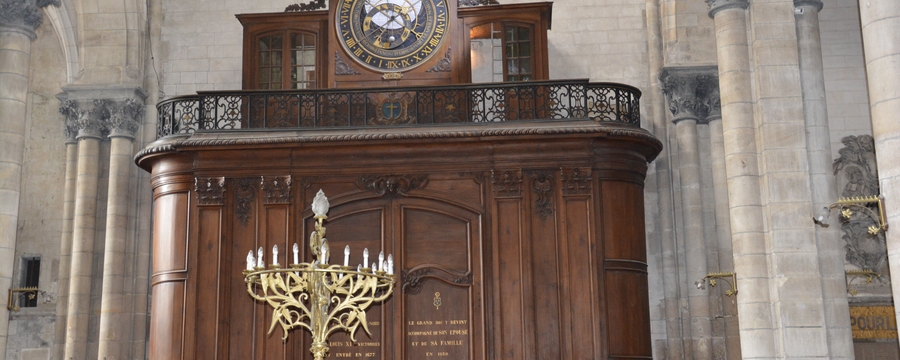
left=136, top=120, right=660, bottom=359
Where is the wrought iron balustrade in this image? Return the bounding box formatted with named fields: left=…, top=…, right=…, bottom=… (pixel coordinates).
left=155, top=80, right=640, bottom=139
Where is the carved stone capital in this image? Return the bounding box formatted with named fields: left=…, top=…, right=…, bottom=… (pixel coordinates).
left=706, top=0, right=749, bottom=18
left=107, top=98, right=144, bottom=138
left=659, top=66, right=719, bottom=123
left=0, top=0, right=60, bottom=34
left=59, top=100, right=79, bottom=143
left=794, top=0, right=823, bottom=12
left=58, top=85, right=147, bottom=140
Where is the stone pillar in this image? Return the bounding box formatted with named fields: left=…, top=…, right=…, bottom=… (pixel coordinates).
left=62, top=98, right=106, bottom=360
left=645, top=0, right=683, bottom=357
left=53, top=108, right=79, bottom=360
left=706, top=0, right=778, bottom=358
left=701, top=78, right=741, bottom=359
left=661, top=66, right=718, bottom=360
left=0, top=1, right=59, bottom=358
left=857, top=0, right=900, bottom=329
left=795, top=0, right=854, bottom=358
left=97, top=99, right=143, bottom=360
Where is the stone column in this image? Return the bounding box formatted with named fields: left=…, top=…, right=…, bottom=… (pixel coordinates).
left=97, top=99, right=143, bottom=360
left=52, top=108, right=79, bottom=360
left=706, top=0, right=778, bottom=358
left=645, top=0, right=684, bottom=356
left=0, top=1, right=59, bottom=358
left=857, top=0, right=900, bottom=329
left=661, top=66, right=718, bottom=360
left=795, top=0, right=854, bottom=358
left=62, top=98, right=107, bottom=360
left=701, top=77, right=741, bottom=359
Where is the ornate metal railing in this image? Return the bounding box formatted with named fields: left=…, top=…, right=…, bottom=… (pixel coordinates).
left=155, top=80, right=640, bottom=139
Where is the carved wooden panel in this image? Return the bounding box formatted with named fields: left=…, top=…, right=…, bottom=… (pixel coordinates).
left=140, top=124, right=660, bottom=360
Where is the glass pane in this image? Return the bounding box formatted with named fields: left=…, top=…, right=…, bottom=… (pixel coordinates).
left=508, top=75, right=519, bottom=82
left=507, top=59, right=518, bottom=75
left=291, top=67, right=299, bottom=81
left=272, top=83, right=282, bottom=90
left=506, top=27, right=516, bottom=41
left=291, top=51, right=298, bottom=65
left=272, top=35, right=283, bottom=48
left=302, top=50, right=315, bottom=66
left=259, top=69, right=269, bottom=82
left=303, top=34, right=315, bottom=46
left=521, top=58, right=531, bottom=74
left=308, top=80, right=316, bottom=89
left=506, top=43, right=515, bottom=58
left=519, top=27, right=530, bottom=41
left=258, top=83, right=269, bottom=89
left=273, top=52, right=282, bottom=66
left=520, top=42, right=531, bottom=57
left=259, top=37, right=270, bottom=51
left=522, top=75, right=531, bottom=81
left=291, top=34, right=301, bottom=49
left=272, top=67, right=282, bottom=82
left=260, top=52, right=270, bottom=66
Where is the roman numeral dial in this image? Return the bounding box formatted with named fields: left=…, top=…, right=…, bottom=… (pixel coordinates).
left=337, top=0, right=449, bottom=72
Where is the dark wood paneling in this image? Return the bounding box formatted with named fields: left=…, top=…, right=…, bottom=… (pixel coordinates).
left=141, top=129, right=660, bottom=360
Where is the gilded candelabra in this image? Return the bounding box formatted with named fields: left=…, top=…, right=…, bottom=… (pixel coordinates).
left=243, top=190, right=396, bottom=360
left=813, top=195, right=888, bottom=235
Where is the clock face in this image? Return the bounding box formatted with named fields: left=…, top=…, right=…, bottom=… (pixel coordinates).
left=336, top=0, right=449, bottom=72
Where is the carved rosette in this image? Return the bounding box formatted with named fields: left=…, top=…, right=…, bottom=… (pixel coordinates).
left=659, top=66, right=719, bottom=123
left=833, top=135, right=886, bottom=273
left=530, top=171, right=554, bottom=220
left=262, top=176, right=292, bottom=204
left=0, top=0, right=60, bottom=33
left=356, top=174, right=429, bottom=197
left=491, top=170, right=523, bottom=198
left=402, top=268, right=432, bottom=294
left=705, top=0, right=749, bottom=18
left=561, top=168, right=592, bottom=195
left=195, top=177, right=226, bottom=205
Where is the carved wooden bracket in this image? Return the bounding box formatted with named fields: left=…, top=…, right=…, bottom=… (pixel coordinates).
left=561, top=168, right=592, bottom=195
left=235, top=178, right=257, bottom=226
left=195, top=177, right=226, bottom=205
left=491, top=170, right=523, bottom=197
left=262, top=176, right=292, bottom=204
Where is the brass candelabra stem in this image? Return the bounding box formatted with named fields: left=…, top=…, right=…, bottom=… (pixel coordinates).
left=243, top=190, right=395, bottom=360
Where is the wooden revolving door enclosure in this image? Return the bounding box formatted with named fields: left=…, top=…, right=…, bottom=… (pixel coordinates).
left=137, top=113, right=660, bottom=359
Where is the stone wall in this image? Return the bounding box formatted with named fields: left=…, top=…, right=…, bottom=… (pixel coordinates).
left=6, top=22, right=68, bottom=360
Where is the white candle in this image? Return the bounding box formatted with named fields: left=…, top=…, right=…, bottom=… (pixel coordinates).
left=387, top=254, right=394, bottom=275
left=321, top=243, right=328, bottom=264
left=272, top=245, right=280, bottom=265
left=357, top=265, right=362, bottom=280
left=363, top=248, right=369, bottom=268
left=378, top=251, right=384, bottom=271
left=344, top=245, right=350, bottom=267
left=293, top=243, right=299, bottom=265
left=247, top=251, right=255, bottom=271
left=372, top=262, right=377, bottom=273
left=257, top=247, right=264, bottom=268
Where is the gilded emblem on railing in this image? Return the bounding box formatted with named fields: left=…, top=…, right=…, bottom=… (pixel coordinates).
left=373, top=92, right=414, bottom=125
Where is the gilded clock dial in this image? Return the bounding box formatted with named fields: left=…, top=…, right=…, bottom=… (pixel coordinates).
left=337, top=0, right=449, bottom=72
